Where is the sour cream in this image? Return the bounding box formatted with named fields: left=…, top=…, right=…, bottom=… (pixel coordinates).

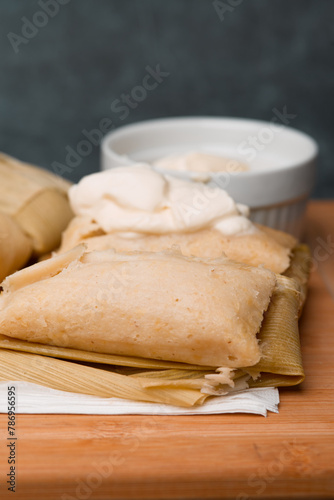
left=69, top=164, right=254, bottom=237
left=154, top=151, right=249, bottom=173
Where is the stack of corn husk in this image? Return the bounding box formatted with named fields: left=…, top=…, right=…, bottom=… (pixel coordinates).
left=0, top=153, right=73, bottom=281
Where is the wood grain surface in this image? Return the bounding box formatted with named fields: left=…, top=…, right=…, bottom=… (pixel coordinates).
left=0, top=200, right=333, bottom=500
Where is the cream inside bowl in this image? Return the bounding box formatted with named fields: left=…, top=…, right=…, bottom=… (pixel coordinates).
left=101, top=117, right=318, bottom=237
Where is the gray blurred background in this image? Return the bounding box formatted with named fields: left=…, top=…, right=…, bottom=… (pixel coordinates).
left=0, top=0, right=333, bottom=196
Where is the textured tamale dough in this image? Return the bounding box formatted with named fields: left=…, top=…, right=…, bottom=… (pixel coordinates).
left=0, top=249, right=276, bottom=367
left=59, top=216, right=296, bottom=274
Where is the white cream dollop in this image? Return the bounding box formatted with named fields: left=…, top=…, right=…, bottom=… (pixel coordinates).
left=154, top=151, right=249, bottom=174
left=69, top=164, right=254, bottom=237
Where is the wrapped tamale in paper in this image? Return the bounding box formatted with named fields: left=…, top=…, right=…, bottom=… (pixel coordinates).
left=0, top=244, right=311, bottom=407
left=0, top=153, right=73, bottom=280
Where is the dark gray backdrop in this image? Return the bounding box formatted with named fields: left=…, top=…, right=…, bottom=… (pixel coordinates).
left=0, top=0, right=333, bottom=197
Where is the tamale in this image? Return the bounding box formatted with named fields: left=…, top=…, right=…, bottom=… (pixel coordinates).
left=59, top=216, right=296, bottom=274
left=0, top=153, right=73, bottom=256
left=0, top=246, right=276, bottom=368
left=0, top=242, right=311, bottom=407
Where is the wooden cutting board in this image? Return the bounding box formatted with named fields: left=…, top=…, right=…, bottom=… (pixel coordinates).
left=0, top=201, right=333, bottom=500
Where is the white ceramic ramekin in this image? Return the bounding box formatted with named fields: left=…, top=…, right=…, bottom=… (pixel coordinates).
left=101, top=117, right=318, bottom=237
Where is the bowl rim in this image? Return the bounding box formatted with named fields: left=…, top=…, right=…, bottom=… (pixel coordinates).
left=101, top=115, right=319, bottom=177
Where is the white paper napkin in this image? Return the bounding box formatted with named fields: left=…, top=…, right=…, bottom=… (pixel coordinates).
left=0, top=381, right=279, bottom=416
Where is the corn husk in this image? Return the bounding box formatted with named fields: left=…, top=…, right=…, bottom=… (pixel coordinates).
left=0, top=244, right=311, bottom=406
left=247, top=274, right=305, bottom=387
left=0, top=349, right=207, bottom=407
left=245, top=244, right=311, bottom=388
left=0, top=335, right=213, bottom=371
left=0, top=213, right=33, bottom=282
left=0, top=153, right=73, bottom=256
left=283, top=244, right=312, bottom=313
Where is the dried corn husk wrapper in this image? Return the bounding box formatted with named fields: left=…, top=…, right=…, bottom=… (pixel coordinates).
left=0, top=153, right=73, bottom=279
left=284, top=244, right=312, bottom=313
left=246, top=244, right=311, bottom=388
left=0, top=245, right=311, bottom=407
left=0, top=213, right=33, bottom=282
